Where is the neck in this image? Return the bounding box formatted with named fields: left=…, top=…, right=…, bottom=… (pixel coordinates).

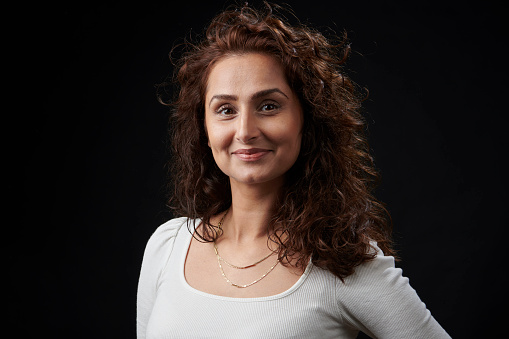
left=223, top=179, right=282, bottom=244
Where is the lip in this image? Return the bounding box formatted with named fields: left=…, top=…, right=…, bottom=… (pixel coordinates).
left=232, top=148, right=271, bottom=161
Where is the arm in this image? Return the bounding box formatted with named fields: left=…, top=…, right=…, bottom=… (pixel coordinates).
left=136, top=218, right=186, bottom=339
left=336, top=244, right=451, bottom=339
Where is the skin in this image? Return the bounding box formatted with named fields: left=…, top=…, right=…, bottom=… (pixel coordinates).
left=205, top=53, right=303, bottom=191
left=184, top=53, right=305, bottom=298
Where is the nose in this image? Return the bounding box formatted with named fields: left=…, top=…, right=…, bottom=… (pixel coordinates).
left=236, top=110, right=260, bottom=143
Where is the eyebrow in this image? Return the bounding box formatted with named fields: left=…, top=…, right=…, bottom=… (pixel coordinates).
left=208, top=88, right=289, bottom=107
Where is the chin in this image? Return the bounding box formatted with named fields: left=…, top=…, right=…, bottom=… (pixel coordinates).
left=229, top=172, right=285, bottom=187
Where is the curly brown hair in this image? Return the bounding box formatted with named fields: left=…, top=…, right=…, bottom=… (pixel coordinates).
left=161, top=2, right=395, bottom=280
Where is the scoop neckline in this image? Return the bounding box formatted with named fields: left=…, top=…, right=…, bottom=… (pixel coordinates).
left=179, top=218, right=313, bottom=302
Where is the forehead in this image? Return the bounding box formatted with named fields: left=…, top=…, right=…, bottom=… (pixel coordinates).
left=205, top=53, right=290, bottom=97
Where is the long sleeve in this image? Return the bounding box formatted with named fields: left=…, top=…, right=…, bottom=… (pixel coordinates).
left=336, top=244, right=451, bottom=339
left=136, top=218, right=187, bottom=339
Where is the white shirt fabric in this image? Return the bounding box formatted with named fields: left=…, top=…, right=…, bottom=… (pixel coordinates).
left=137, top=217, right=450, bottom=338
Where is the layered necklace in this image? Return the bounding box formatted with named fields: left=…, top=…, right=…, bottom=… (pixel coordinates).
left=213, top=209, right=279, bottom=288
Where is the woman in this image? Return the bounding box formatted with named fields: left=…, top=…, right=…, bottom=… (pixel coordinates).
left=137, top=3, right=450, bottom=338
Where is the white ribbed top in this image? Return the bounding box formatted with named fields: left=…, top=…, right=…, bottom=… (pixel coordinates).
left=137, top=217, right=450, bottom=339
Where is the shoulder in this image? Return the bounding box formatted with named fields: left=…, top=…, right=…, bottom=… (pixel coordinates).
left=337, top=242, right=408, bottom=300
left=147, top=217, right=189, bottom=244
left=344, top=242, right=406, bottom=291
left=141, top=217, right=192, bottom=271
left=335, top=242, right=406, bottom=328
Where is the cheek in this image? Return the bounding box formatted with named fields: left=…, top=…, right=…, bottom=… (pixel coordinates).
left=204, top=114, right=222, bottom=149
left=278, top=118, right=303, bottom=147
left=207, top=126, right=231, bottom=152
left=287, top=123, right=304, bottom=159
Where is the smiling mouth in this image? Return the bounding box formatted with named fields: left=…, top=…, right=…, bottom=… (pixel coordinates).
left=232, top=148, right=271, bottom=161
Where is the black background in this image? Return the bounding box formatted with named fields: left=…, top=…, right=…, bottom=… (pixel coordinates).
left=12, top=0, right=506, bottom=338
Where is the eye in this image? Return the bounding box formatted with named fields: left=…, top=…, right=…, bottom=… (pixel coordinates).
left=259, top=102, right=280, bottom=113
left=215, top=104, right=235, bottom=116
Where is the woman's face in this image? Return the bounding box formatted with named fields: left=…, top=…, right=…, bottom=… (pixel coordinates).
left=204, top=53, right=303, bottom=188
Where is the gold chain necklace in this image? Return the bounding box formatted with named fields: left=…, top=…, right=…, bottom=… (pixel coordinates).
left=213, top=208, right=280, bottom=288
left=216, top=253, right=279, bottom=288
left=213, top=243, right=274, bottom=269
